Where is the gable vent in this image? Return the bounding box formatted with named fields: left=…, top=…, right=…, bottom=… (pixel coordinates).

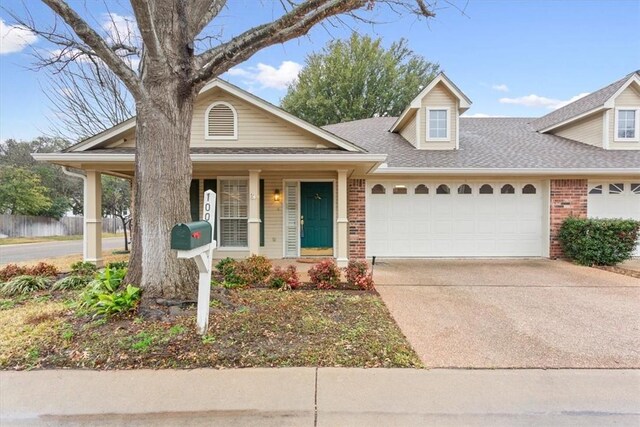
left=206, top=102, right=237, bottom=139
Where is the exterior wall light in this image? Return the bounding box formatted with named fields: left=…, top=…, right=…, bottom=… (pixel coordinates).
left=274, top=189, right=281, bottom=202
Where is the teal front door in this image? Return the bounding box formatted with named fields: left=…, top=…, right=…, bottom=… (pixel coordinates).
left=300, top=182, right=333, bottom=249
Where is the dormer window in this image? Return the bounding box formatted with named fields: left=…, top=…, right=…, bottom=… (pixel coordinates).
left=205, top=101, right=238, bottom=140
left=427, top=108, right=449, bottom=140
left=615, top=108, right=639, bottom=141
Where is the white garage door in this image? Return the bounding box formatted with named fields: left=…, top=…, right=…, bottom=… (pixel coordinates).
left=588, top=181, right=640, bottom=257
left=367, top=181, right=544, bottom=257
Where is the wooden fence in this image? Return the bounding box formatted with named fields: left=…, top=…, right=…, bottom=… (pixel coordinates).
left=0, top=214, right=122, bottom=237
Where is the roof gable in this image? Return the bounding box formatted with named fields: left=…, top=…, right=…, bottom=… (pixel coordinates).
left=390, top=72, right=472, bottom=133
left=532, top=71, right=640, bottom=132
left=67, top=78, right=365, bottom=153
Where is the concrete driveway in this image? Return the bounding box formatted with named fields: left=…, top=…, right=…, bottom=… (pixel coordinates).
left=374, top=259, right=640, bottom=368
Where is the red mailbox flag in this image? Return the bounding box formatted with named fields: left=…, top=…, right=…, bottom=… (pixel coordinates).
left=191, top=231, right=201, bottom=239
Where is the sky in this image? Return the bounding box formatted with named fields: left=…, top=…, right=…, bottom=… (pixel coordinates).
left=1, top=0, right=639, bottom=142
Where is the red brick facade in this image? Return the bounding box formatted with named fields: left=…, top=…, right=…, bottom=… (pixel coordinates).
left=550, top=179, right=588, bottom=258
left=348, top=179, right=366, bottom=259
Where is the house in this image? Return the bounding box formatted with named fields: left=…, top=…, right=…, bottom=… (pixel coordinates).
left=34, top=71, right=640, bottom=266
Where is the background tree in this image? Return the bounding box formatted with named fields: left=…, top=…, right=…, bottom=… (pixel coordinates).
left=282, top=33, right=439, bottom=126
left=12, top=0, right=437, bottom=303
left=0, top=166, right=52, bottom=216
left=0, top=137, right=82, bottom=217
left=102, top=175, right=132, bottom=252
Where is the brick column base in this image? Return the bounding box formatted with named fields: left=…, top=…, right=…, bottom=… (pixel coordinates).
left=348, top=179, right=366, bottom=259
left=550, top=179, right=588, bottom=258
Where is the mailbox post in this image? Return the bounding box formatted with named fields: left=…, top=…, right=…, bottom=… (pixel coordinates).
left=171, top=189, right=216, bottom=335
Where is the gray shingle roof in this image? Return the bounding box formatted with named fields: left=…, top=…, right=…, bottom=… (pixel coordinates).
left=530, top=71, right=639, bottom=131
left=323, top=117, right=640, bottom=169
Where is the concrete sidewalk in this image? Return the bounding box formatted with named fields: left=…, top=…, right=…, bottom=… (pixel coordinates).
left=1, top=368, right=639, bottom=426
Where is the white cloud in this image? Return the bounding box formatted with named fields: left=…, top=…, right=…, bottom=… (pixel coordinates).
left=227, top=61, right=302, bottom=90
left=499, top=92, right=590, bottom=110
left=491, top=84, right=509, bottom=92
left=0, top=19, right=37, bottom=54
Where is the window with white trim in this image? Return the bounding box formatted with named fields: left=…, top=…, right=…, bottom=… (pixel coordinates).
left=615, top=109, right=638, bottom=141
left=219, top=179, right=248, bottom=247
left=205, top=101, right=238, bottom=139
left=427, top=109, right=448, bottom=140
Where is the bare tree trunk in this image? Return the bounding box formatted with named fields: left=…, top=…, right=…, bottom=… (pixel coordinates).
left=126, top=84, right=199, bottom=300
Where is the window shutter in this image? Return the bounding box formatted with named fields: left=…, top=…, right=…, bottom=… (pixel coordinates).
left=260, top=179, right=265, bottom=247
left=189, top=180, right=200, bottom=221
left=284, top=182, right=298, bottom=257
left=207, top=103, right=236, bottom=138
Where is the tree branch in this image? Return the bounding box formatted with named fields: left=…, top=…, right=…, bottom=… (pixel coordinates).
left=40, top=0, right=146, bottom=99
left=192, top=0, right=367, bottom=85
left=129, top=0, right=165, bottom=63
left=189, top=0, right=228, bottom=39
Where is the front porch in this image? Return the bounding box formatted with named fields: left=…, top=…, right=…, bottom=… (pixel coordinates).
left=80, top=166, right=367, bottom=268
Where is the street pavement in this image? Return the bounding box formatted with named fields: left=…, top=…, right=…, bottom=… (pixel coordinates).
left=1, top=368, right=638, bottom=426
left=0, top=237, right=124, bottom=264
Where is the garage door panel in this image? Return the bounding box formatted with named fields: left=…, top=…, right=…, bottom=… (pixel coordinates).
left=367, top=181, right=544, bottom=257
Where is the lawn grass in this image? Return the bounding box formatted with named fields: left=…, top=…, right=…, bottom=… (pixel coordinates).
left=0, top=233, right=124, bottom=246
left=0, top=288, right=422, bottom=370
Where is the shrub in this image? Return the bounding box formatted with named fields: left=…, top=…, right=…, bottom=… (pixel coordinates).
left=269, top=265, right=301, bottom=290
left=238, top=255, right=272, bottom=285
left=27, top=262, right=60, bottom=278
left=0, top=264, right=27, bottom=282
left=344, top=260, right=374, bottom=291
left=558, top=217, right=640, bottom=266
left=106, top=261, right=128, bottom=270
left=0, top=275, right=51, bottom=296
left=70, top=261, right=98, bottom=277
left=216, top=256, right=273, bottom=287
left=308, top=260, right=341, bottom=289
left=216, top=257, right=242, bottom=285
left=52, top=275, right=91, bottom=291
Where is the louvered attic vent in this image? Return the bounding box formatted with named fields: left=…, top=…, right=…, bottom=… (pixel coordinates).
left=206, top=102, right=237, bottom=139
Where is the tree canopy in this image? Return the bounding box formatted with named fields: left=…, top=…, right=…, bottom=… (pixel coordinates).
left=281, top=34, right=440, bottom=126
left=0, top=166, right=52, bottom=216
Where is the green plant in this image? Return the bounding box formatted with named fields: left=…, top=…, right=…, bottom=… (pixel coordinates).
left=70, top=261, right=98, bottom=277
left=201, top=334, right=216, bottom=345
left=215, top=257, right=242, bottom=285
left=168, top=325, right=186, bottom=336
left=308, top=260, right=341, bottom=289
left=0, top=264, right=27, bottom=282
left=131, top=332, right=154, bottom=351
left=558, top=217, right=640, bottom=266
left=106, top=261, right=128, bottom=270
left=93, top=285, right=141, bottom=317
left=344, top=260, right=375, bottom=291
left=52, top=275, right=91, bottom=291
left=269, top=265, right=301, bottom=290
left=0, top=275, right=51, bottom=296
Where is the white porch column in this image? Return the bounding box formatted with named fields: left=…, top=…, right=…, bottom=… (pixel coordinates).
left=85, top=170, right=103, bottom=267
left=336, top=169, right=349, bottom=267
left=248, top=169, right=262, bottom=255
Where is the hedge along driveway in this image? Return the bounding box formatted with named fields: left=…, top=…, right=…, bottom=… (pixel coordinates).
left=374, top=259, right=640, bottom=368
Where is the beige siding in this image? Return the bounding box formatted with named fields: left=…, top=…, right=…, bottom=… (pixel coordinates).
left=419, top=82, right=457, bottom=150
left=399, top=114, right=417, bottom=146
left=105, top=129, right=136, bottom=148
left=191, top=88, right=333, bottom=148
left=609, top=84, right=640, bottom=150
left=554, top=112, right=604, bottom=147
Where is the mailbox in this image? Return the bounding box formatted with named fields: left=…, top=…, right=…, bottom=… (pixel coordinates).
left=171, top=221, right=212, bottom=250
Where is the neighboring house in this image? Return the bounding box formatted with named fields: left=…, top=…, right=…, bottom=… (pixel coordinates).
left=34, top=71, right=640, bottom=266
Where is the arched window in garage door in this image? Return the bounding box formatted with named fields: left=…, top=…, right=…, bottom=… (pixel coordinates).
left=371, top=184, right=386, bottom=194
left=458, top=184, right=472, bottom=194
left=522, top=184, right=537, bottom=194
left=415, top=184, right=429, bottom=194
left=501, top=184, right=515, bottom=194
left=436, top=184, right=450, bottom=195
left=479, top=184, right=494, bottom=194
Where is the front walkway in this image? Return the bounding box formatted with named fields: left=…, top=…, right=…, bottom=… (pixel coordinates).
left=374, top=259, right=640, bottom=368
left=2, top=368, right=638, bottom=426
